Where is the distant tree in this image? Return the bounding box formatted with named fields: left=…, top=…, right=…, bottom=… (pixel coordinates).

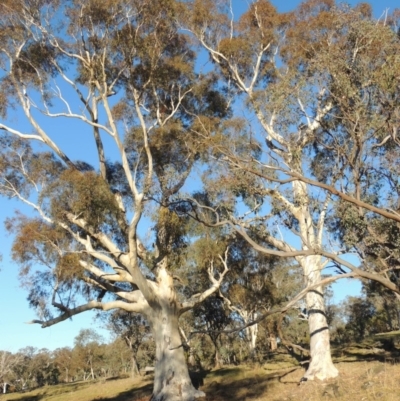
left=106, top=310, right=151, bottom=377
left=29, top=349, right=59, bottom=387
left=11, top=347, right=37, bottom=391
left=219, top=239, right=300, bottom=359
left=192, top=296, right=231, bottom=368
left=102, top=338, right=133, bottom=377
left=0, top=351, right=22, bottom=393
left=363, top=280, right=400, bottom=332
left=53, top=347, right=74, bottom=383
left=9, top=347, right=59, bottom=390
left=73, top=329, right=105, bottom=381
left=334, top=280, right=400, bottom=345
left=342, top=296, right=376, bottom=341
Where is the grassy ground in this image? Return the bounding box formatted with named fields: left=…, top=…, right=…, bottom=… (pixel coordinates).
left=1, top=376, right=154, bottom=401
left=3, top=344, right=400, bottom=401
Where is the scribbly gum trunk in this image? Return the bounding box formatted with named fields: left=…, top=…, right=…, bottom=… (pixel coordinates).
left=245, top=316, right=258, bottom=357
left=149, top=267, right=205, bottom=401
left=294, top=179, right=338, bottom=381
left=302, top=256, right=338, bottom=381
left=213, top=344, right=222, bottom=368
left=269, top=333, right=277, bottom=352
left=131, top=355, right=140, bottom=378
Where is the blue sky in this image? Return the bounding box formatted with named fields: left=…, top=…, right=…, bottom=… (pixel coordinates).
left=0, top=0, right=398, bottom=353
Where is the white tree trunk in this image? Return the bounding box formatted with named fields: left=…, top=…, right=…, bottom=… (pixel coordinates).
left=269, top=333, right=277, bottom=352
left=213, top=345, right=222, bottom=368
left=131, top=355, right=140, bottom=378
left=149, top=310, right=204, bottom=401
left=149, top=267, right=205, bottom=401
left=302, top=256, right=338, bottom=381
left=244, top=312, right=258, bottom=358
left=126, top=337, right=140, bottom=378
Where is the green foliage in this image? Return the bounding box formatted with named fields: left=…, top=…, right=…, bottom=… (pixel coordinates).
left=5, top=214, right=91, bottom=319
left=13, top=42, right=59, bottom=81
left=48, top=169, right=119, bottom=229
left=331, top=202, right=368, bottom=248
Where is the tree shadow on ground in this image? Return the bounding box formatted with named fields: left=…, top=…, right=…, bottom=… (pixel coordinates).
left=3, top=396, right=41, bottom=401
left=333, top=350, right=400, bottom=364
left=91, top=382, right=153, bottom=401
left=190, top=370, right=211, bottom=389
left=205, top=367, right=242, bottom=378
left=103, top=376, right=124, bottom=382
left=277, top=368, right=303, bottom=384
left=200, top=367, right=302, bottom=401
left=88, top=383, right=153, bottom=401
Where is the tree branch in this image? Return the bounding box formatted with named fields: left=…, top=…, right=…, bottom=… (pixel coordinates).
left=180, top=248, right=230, bottom=313
left=189, top=272, right=355, bottom=338
left=27, top=299, right=148, bottom=328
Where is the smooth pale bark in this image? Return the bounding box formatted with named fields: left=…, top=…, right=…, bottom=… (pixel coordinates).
left=149, top=312, right=204, bottom=401
left=213, top=346, right=222, bottom=369
left=125, top=337, right=140, bottom=378
left=244, top=313, right=258, bottom=357
left=149, top=268, right=204, bottom=401
left=187, top=350, right=198, bottom=370
left=131, top=355, right=140, bottom=378
left=302, top=256, right=338, bottom=381
left=291, top=178, right=338, bottom=380
left=269, top=334, right=277, bottom=352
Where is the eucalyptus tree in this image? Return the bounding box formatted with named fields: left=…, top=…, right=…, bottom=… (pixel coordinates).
left=11, top=347, right=58, bottom=390
left=0, top=351, right=22, bottom=394
left=0, top=1, right=230, bottom=400
left=106, top=310, right=150, bottom=377
left=73, top=329, right=104, bottom=381
left=218, top=238, right=300, bottom=359
left=53, top=347, right=75, bottom=383
left=268, top=7, right=400, bottom=288
left=314, top=9, right=400, bottom=307
left=182, top=0, right=400, bottom=381
left=363, top=280, right=400, bottom=333
left=192, top=295, right=231, bottom=368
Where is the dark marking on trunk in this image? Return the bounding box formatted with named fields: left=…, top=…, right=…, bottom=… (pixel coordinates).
left=166, top=370, right=174, bottom=385
left=309, top=289, right=323, bottom=297
left=310, top=326, right=329, bottom=337
left=308, top=309, right=327, bottom=317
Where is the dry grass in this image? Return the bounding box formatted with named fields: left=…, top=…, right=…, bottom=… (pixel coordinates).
left=2, top=376, right=153, bottom=401
left=201, top=360, right=400, bottom=401
left=3, top=356, right=400, bottom=401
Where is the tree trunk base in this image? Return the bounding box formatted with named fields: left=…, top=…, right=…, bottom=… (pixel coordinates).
left=149, top=308, right=206, bottom=401
left=304, top=359, right=339, bottom=381
left=150, top=384, right=205, bottom=401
